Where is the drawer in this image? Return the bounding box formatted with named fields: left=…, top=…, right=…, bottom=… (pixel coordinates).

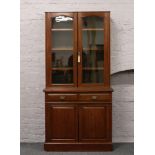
left=46, top=93, right=78, bottom=101
left=79, top=93, right=112, bottom=102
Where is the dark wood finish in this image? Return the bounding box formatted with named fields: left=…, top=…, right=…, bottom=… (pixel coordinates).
left=78, top=12, right=106, bottom=87
left=45, top=104, right=78, bottom=142
left=104, top=12, right=111, bottom=87
left=45, top=12, right=77, bottom=87
left=44, top=12, right=112, bottom=151
left=44, top=143, right=112, bottom=151
left=44, top=86, right=113, bottom=93
left=45, top=13, right=51, bottom=87
left=46, top=93, right=78, bottom=101
left=78, top=93, right=112, bottom=102
left=79, top=105, right=112, bottom=142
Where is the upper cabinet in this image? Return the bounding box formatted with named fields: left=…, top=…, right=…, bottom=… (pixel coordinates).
left=45, top=12, right=110, bottom=88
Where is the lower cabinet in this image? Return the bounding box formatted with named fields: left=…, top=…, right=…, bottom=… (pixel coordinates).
left=45, top=104, right=112, bottom=143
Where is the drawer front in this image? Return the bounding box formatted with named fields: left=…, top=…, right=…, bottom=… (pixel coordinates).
left=46, top=94, right=78, bottom=102
left=79, top=93, right=112, bottom=102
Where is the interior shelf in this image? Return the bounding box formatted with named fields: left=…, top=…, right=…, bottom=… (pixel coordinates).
left=82, top=28, right=104, bottom=31
left=83, top=67, right=104, bottom=70
left=52, top=67, right=73, bottom=70
left=52, top=48, right=73, bottom=51
left=83, top=48, right=104, bottom=51
left=51, top=28, right=73, bottom=31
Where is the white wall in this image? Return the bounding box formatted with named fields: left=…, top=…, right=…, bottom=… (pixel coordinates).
left=20, top=0, right=134, bottom=142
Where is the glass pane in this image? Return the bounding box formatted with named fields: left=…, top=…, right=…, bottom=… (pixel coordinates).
left=82, top=31, right=104, bottom=49
left=82, top=16, right=103, bottom=29
left=82, top=16, right=104, bottom=84
left=52, top=31, right=73, bottom=49
left=52, top=70, right=73, bottom=84
left=52, top=16, right=73, bottom=29
left=52, top=51, right=73, bottom=68
left=82, top=49, right=104, bottom=68
left=82, top=70, right=103, bottom=83
left=51, top=15, right=74, bottom=85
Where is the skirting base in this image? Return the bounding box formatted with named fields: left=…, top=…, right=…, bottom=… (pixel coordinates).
left=44, top=142, right=112, bottom=151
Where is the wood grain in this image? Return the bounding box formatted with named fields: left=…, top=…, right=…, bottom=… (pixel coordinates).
left=44, top=12, right=112, bottom=151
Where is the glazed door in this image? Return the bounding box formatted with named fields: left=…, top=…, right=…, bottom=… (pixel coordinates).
left=45, top=13, right=77, bottom=86
left=46, top=12, right=110, bottom=87
left=78, top=12, right=110, bottom=87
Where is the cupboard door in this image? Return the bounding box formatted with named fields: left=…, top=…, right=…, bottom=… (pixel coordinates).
left=78, top=12, right=110, bottom=86
left=79, top=105, right=112, bottom=142
left=45, top=104, right=78, bottom=142
left=45, top=13, right=77, bottom=86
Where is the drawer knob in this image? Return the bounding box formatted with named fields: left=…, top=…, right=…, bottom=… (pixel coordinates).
left=60, top=96, right=65, bottom=100
left=92, top=96, right=97, bottom=100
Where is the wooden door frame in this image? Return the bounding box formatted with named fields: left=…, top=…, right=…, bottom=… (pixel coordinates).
left=45, top=12, right=78, bottom=87
left=77, top=12, right=110, bottom=87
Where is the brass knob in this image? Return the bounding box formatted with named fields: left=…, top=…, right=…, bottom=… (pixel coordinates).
left=60, top=96, right=65, bottom=100
left=92, top=96, right=97, bottom=100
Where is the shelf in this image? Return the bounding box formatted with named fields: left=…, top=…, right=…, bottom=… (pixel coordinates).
left=83, top=67, right=104, bottom=70
left=51, top=28, right=73, bottom=31
left=52, top=67, right=73, bottom=71
left=52, top=48, right=73, bottom=51
left=52, top=48, right=103, bottom=51
left=83, top=48, right=103, bottom=51
left=82, top=28, right=104, bottom=31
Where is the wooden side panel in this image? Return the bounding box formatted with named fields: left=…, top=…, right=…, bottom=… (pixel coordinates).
left=46, top=104, right=78, bottom=142
left=79, top=105, right=112, bottom=142
left=104, top=12, right=111, bottom=87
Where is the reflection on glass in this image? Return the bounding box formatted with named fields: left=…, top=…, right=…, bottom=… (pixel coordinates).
left=82, top=31, right=104, bottom=49
left=82, top=16, right=104, bottom=49
left=82, top=49, right=104, bottom=68
left=52, top=70, right=73, bottom=84
left=51, top=16, right=74, bottom=84
left=82, top=16, right=103, bottom=29
left=52, top=31, right=73, bottom=49
left=52, top=51, right=73, bottom=68
left=52, top=16, right=73, bottom=29
left=82, top=70, right=103, bottom=83
left=82, top=16, right=104, bottom=84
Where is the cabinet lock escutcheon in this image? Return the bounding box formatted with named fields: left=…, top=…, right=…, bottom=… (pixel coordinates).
left=92, top=96, right=97, bottom=100
left=78, top=52, right=80, bottom=63
left=60, top=96, right=65, bottom=100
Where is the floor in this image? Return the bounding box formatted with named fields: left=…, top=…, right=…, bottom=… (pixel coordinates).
left=20, top=143, right=134, bottom=155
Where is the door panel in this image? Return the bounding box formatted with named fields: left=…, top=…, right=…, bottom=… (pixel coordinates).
left=79, top=105, right=112, bottom=142
left=78, top=13, right=105, bottom=85
left=45, top=12, right=77, bottom=86
left=46, top=104, right=78, bottom=142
